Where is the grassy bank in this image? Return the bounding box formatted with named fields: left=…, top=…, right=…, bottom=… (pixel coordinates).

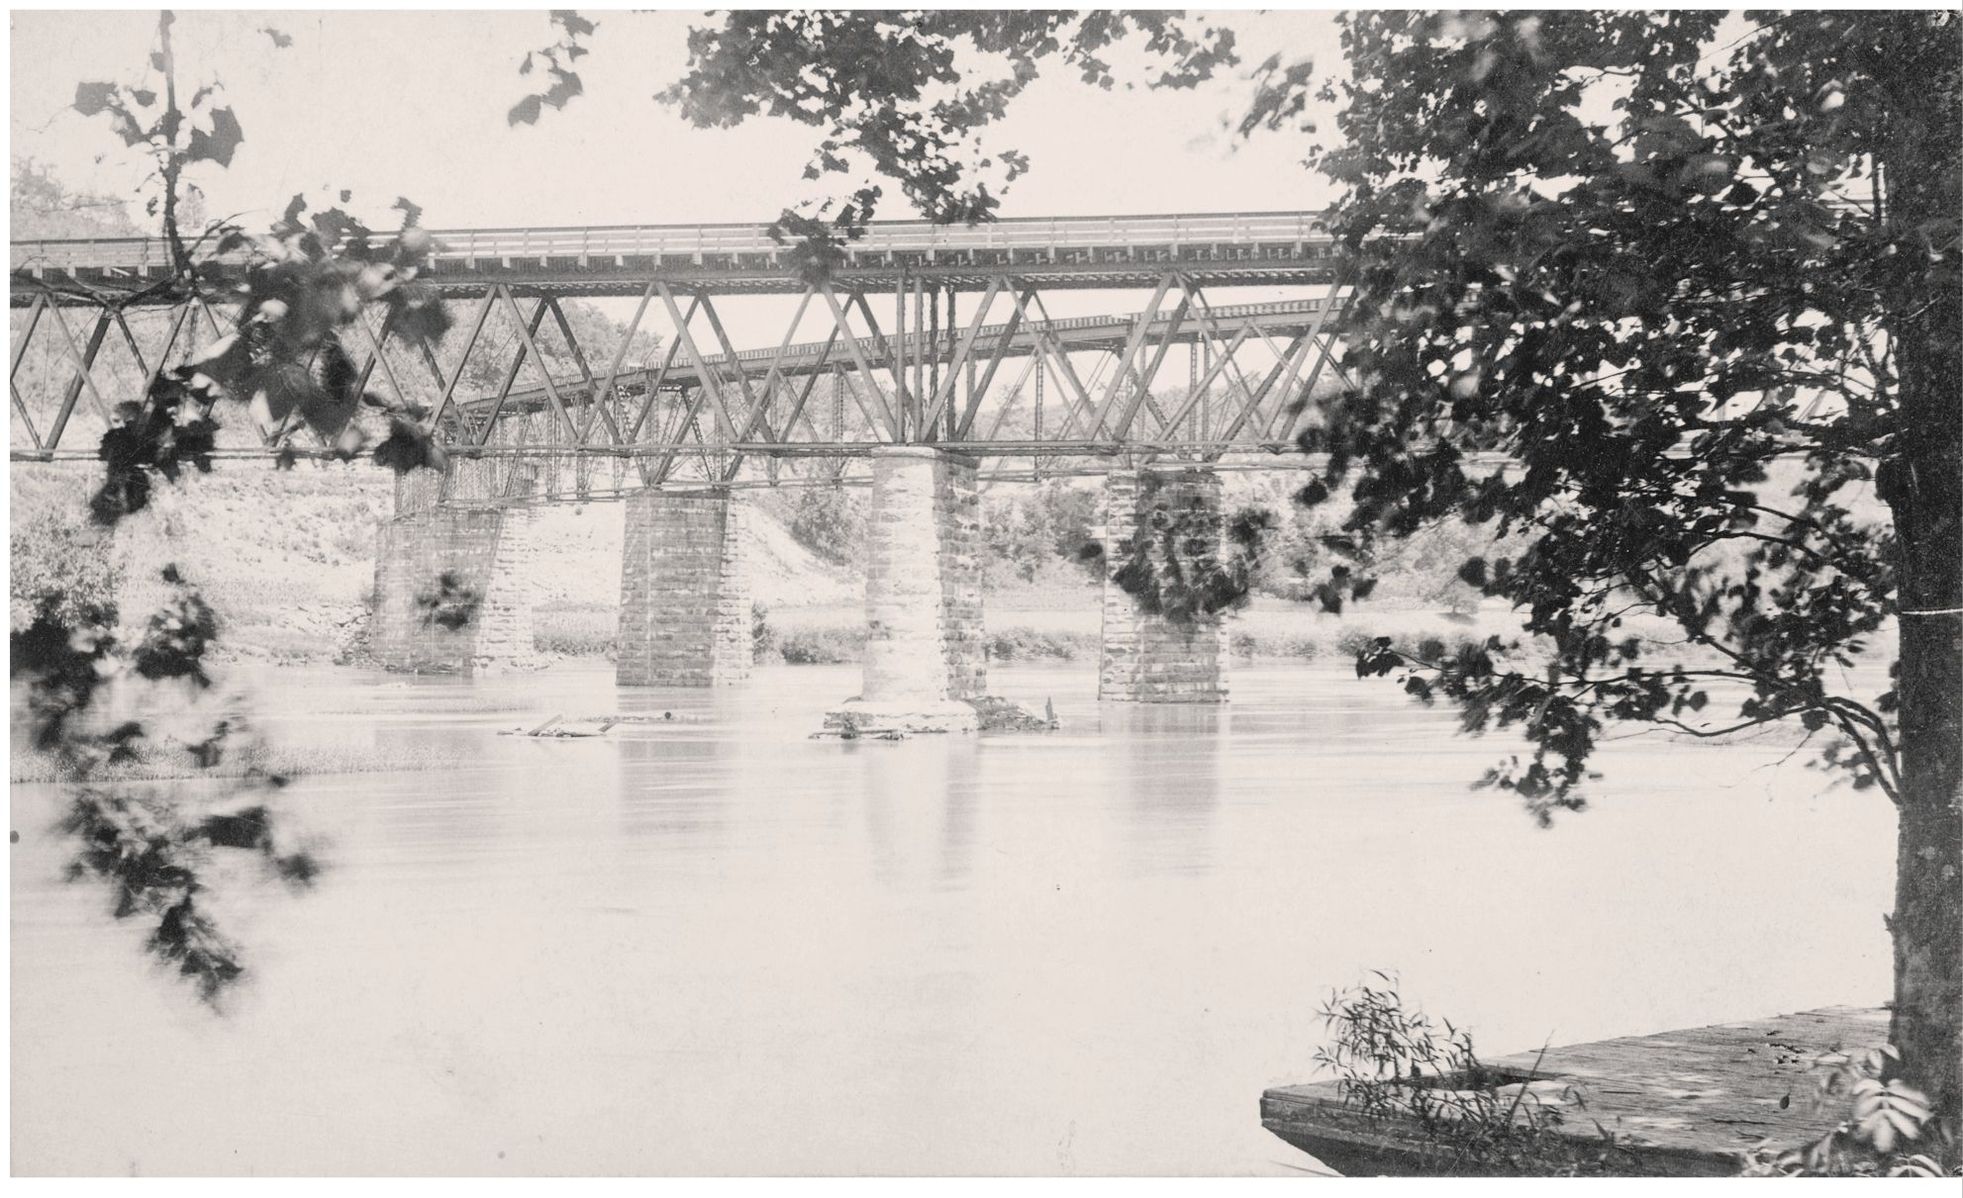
left=9, top=738, right=490, bottom=785
left=534, top=599, right=1520, bottom=668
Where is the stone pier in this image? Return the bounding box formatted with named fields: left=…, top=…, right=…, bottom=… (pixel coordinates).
left=828, top=447, right=985, bottom=733
left=1098, top=468, right=1229, bottom=703
left=616, top=489, right=752, bottom=687
left=369, top=465, right=544, bottom=675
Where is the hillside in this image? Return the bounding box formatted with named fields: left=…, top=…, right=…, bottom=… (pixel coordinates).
left=9, top=462, right=863, bottom=663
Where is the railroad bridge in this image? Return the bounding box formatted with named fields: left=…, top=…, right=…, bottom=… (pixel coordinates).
left=11, top=211, right=1352, bottom=726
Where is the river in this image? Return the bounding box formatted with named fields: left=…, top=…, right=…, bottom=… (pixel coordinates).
left=10, top=661, right=1895, bottom=1175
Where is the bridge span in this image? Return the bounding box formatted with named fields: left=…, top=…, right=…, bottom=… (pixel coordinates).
left=12, top=212, right=1356, bottom=722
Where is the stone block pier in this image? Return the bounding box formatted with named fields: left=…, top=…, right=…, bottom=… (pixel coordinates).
left=370, top=455, right=1236, bottom=712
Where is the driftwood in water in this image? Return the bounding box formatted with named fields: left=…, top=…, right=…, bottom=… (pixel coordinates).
left=501, top=714, right=619, bottom=739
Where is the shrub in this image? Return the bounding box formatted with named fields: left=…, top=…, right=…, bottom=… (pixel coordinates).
left=751, top=602, right=776, bottom=658
left=787, top=485, right=864, bottom=566
left=985, top=626, right=1091, bottom=662
left=533, top=604, right=616, bottom=657
left=777, top=625, right=863, bottom=664
left=1314, top=976, right=1635, bottom=1176
left=1742, top=1046, right=1959, bottom=1177
left=9, top=510, right=123, bottom=632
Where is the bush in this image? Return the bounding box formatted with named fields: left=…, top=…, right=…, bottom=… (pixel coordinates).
left=751, top=602, right=775, bottom=658
left=986, top=626, right=1093, bottom=661
left=776, top=625, right=864, bottom=664
left=1314, top=976, right=1636, bottom=1176
left=533, top=604, right=616, bottom=657
left=10, top=511, right=122, bottom=632
left=787, top=486, right=864, bottom=566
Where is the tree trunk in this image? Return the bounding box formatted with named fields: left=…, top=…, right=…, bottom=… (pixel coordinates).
left=1873, top=12, right=1963, bottom=1125
left=1887, top=363, right=1962, bottom=1126
left=1880, top=55, right=1963, bottom=1129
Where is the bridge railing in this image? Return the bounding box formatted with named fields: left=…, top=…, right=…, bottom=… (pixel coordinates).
left=11, top=211, right=1335, bottom=275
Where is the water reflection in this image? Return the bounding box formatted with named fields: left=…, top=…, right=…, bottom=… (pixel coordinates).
left=856, top=737, right=983, bottom=889
left=1101, top=704, right=1223, bottom=877
left=10, top=661, right=1897, bottom=1176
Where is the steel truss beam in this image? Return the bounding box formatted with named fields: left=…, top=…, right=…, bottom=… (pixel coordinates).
left=8, top=276, right=1367, bottom=500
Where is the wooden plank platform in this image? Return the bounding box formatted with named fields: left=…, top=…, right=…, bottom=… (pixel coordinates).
left=1261, top=1006, right=1890, bottom=1176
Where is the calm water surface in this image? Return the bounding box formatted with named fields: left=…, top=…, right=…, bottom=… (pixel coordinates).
left=11, top=661, right=1894, bottom=1175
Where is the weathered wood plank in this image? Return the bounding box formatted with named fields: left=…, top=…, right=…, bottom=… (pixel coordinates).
left=1260, top=1006, right=1890, bottom=1177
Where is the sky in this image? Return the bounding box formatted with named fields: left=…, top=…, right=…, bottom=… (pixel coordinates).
left=9, top=9, right=1355, bottom=348
left=8, top=9, right=1348, bottom=234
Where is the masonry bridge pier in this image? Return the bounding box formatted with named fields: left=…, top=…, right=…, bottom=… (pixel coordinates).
left=365, top=449, right=1238, bottom=721
left=12, top=211, right=1355, bottom=719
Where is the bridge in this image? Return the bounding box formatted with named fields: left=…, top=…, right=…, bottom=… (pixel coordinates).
left=11, top=212, right=1355, bottom=724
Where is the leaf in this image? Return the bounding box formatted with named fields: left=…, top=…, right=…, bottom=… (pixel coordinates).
left=552, top=10, right=596, bottom=38
left=507, top=94, right=544, bottom=126
left=185, top=106, right=244, bottom=167
left=73, top=81, right=118, bottom=117
left=261, top=26, right=293, bottom=49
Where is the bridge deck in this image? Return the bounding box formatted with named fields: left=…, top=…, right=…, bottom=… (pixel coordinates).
left=11, top=210, right=1340, bottom=301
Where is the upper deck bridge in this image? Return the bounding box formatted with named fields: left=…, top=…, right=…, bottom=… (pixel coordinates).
left=10, top=211, right=1339, bottom=302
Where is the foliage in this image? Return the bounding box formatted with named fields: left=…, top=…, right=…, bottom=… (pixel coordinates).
left=10, top=509, right=124, bottom=633
left=416, top=571, right=481, bottom=632
left=1272, top=9, right=1960, bottom=1119
left=10, top=155, right=145, bottom=239
left=1266, top=10, right=1956, bottom=819
left=10, top=568, right=319, bottom=1005
left=1108, top=475, right=1273, bottom=624
left=981, top=482, right=1102, bottom=586
left=1314, top=975, right=1637, bottom=1176
left=27, top=12, right=458, bottom=1002
left=658, top=12, right=1236, bottom=247
left=64, top=14, right=453, bottom=511
left=750, top=602, right=775, bottom=659
left=1741, top=1044, right=1959, bottom=1176
left=776, top=624, right=864, bottom=666
left=69, top=9, right=238, bottom=267
left=785, top=484, right=864, bottom=566
left=508, top=10, right=597, bottom=127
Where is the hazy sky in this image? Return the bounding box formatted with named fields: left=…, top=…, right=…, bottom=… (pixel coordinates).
left=10, top=9, right=1348, bottom=234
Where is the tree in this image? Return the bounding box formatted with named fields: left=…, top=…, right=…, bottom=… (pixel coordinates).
left=12, top=11, right=455, bottom=1001
left=654, top=8, right=1960, bottom=1131
left=11, top=156, right=145, bottom=239
left=1259, top=10, right=1959, bottom=1126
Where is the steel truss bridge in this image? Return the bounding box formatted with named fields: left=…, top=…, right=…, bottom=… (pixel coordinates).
left=10, top=211, right=1354, bottom=498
